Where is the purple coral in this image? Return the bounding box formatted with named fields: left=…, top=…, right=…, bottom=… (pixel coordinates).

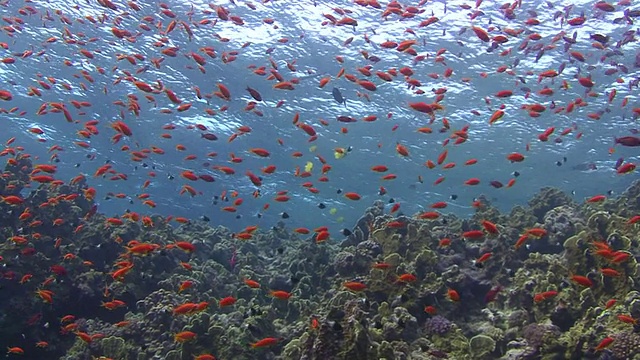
left=522, top=323, right=561, bottom=350
left=424, top=315, right=453, bottom=335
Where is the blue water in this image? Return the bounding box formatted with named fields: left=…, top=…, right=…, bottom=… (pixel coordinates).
left=1, top=0, right=638, bottom=235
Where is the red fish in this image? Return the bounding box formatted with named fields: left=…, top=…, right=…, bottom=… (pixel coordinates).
left=447, top=288, right=460, bottom=301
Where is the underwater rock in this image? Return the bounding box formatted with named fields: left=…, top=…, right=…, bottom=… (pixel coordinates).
left=299, top=298, right=374, bottom=359
left=507, top=205, right=538, bottom=232
left=469, top=334, right=496, bottom=358
left=542, top=205, right=584, bottom=247
left=620, top=180, right=640, bottom=213
left=332, top=250, right=365, bottom=277
left=341, top=200, right=385, bottom=248
left=355, top=240, right=382, bottom=260
left=381, top=307, right=419, bottom=342
left=586, top=211, right=614, bottom=238
left=370, top=216, right=432, bottom=261
left=522, top=323, right=562, bottom=352
left=528, top=187, right=575, bottom=222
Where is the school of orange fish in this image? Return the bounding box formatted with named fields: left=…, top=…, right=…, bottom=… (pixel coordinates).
left=0, top=0, right=639, bottom=358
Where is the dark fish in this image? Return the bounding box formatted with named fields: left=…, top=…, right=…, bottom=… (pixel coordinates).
left=332, top=87, right=347, bottom=108
left=201, top=133, right=218, bottom=141
left=590, top=33, right=609, bottom=44
left=553, top=11, right=563, bottom=21
left=318, top=203, right=326, bottom=209
left=604, top=49, right=623, bottom=57
left=615, top=136, right=640, bottom=146
left=337, top=116, right=357, bottom=123
left=614, top=157, right=624, bottom=170
left=246, top=86, right=262, bottom=101
left=281, top=212, right=289, bottom=219
left=558, top=62, right=566, bottom=74
left=341, top=229, right=352, bottom=236
left=489, top=181, right=503, bottom=188
left=572, top=162, right=597, bottom=171
left=367, top=55, right=381, bottom=63
left=626, top=9, right=640, bottom=18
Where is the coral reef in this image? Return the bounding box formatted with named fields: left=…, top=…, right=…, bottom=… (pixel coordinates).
left=3, top=155, right=640, bottom=360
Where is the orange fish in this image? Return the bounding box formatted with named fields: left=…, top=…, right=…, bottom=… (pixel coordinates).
left=344, top=281, right=367, bottom=291
left=244, top=279, right=260, bottom=288
left=270, top=290, right=292, bottom=300
left=250, top=337, right=280, bottom=348
left=174, top=331, right=197, bottom=343
left=344, top=192, right=361, bottom=201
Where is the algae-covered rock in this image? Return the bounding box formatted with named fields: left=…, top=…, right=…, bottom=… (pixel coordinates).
left=469, top=334, right=496, bottom=358
left=430, top=328, right=469, bottom=358
left=282, top=335, right=304, bottom=359
left=381, top=307, right=419, bottom=342
left=164, top=350, right=181, bottom=360
left=508, top=205, right=538, bottom=230
left=414, top=249, right=438, bottom=276
left=543, top=205, right=583, bottom=246
left=528, top=187, right=575, bottom=222
left=522, top=323, right=562, bottom=353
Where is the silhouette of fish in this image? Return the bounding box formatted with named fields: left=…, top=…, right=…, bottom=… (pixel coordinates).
left=332, top=87, right=347, bottom=108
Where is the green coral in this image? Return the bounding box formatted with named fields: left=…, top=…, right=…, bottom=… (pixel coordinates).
left=468, top=334, right=496, bottom=358
left=100, top=336, right=127, bottom=359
